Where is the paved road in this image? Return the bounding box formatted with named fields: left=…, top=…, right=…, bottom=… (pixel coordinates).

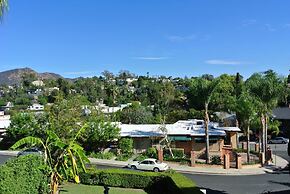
left=0, top=144, right=289, bottom=194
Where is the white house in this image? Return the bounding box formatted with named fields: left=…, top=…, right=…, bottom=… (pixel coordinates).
left=116, top=119, right=240, bottom=156
left=28, top=103, right=44, bottom=111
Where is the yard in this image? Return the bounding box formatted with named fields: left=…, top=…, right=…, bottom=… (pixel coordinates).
left=60, top=183, right=147, bottom=194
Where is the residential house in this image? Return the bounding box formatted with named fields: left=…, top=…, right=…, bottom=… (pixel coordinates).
left=28, top=103, right=44, bottom=111
left=117, top=119, right=240, bottom=158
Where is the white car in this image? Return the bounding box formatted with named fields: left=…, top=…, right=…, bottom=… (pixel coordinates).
left=128, top=158, right=169, bottom=172
left=268, top=137, right=289, bottom=144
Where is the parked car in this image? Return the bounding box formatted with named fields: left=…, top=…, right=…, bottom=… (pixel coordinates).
left=128, top=158, right=169, bottom=172
left=17, top=148, right=43, bottom=157
left=268, top=137, right=289, bottom=144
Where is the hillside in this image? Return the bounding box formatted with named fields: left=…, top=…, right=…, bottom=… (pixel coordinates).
left=0, top=68, right=63, bottom=85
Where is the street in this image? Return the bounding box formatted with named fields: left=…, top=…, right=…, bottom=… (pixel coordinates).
left=0, top=144, right=289, bottom=194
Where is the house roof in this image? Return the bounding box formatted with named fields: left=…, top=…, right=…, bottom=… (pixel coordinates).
left=272, top=107, right=290, bottom=120
left=0, top=119, right=10, bottom=129
left=119, top=120, right=236, bottom=138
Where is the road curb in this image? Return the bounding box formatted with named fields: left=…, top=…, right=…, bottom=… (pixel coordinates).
left=0, top=151, right=18, bottom=156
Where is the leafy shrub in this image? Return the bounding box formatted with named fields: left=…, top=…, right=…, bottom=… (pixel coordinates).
left=119, top=138, right=133, bottom=154
left=115, top=153, right=132, bottom=161
left=164, top=148, right=184, bottom=158
left=80, top=168, right=202, bottom=194
left=164, top=157, right=190, bottom=165
left=90, top=152, right=115, bottom=160
left=210, top=155, right=221, bottom=165
left=134, top=147, right=157, bottom=161
left=145, top=147, right=157, bottom=158
left=0, top=155, right=49, bottom=194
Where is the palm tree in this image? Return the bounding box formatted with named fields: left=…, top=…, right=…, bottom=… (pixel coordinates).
left=0, top=0, right=8, bottom=18
left=11, top=125, right=89, bottom=194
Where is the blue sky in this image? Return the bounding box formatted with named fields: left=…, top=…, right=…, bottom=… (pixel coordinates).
left=0, top=0, right=289, bottom=78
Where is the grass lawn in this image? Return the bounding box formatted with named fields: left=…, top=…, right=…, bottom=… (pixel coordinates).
left=60, top=183, right=147, bottom=194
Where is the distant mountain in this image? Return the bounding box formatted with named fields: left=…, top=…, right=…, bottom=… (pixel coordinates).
left=0, top=68, right=63, bottom=85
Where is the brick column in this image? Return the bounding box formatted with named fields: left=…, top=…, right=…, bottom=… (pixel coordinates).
left=259, top=152, right=265, bottom=166
left=190, top=151, right=195, bottom=167
left=255, top=143, right=259, bottom=152
left=224, top=154, right=230, bottom=169
left=236, top=154, right=242, bottom=169
left=266, top=148, right=272, bottom=163
left=158, top=148, right=163, bottom=162
left=242, top=142, right=247, bottom=150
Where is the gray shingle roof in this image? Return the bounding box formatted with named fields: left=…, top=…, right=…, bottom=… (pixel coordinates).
left=272, top=107, right=290, bottom=120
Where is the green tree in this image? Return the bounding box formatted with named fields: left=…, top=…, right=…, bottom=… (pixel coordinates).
left=187, top=75, right=235, bottom=163
left=236, top=92, right=256, bottom=163
left=0, top=0, right=8, bottom=18
left=80, top=119, right=120, bottom=152
left=246, top=70, right=284, bottom=157
left=119, top=138, right=133, bottom=154
left=6, top=112, right=47, bottom=143
left=119, top=102, right=154, bottom=124
left=11, top=127, right=89, bottom=194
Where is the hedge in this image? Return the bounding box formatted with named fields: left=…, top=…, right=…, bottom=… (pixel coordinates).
left=80, top=168, right=202, bottom=194
left=0, top=155, right=50, bottom=194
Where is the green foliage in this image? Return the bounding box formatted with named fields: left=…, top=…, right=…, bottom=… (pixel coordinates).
left=80, top=120, right=120, bottom=152
left=119, top=138, right=133, bottom=154
left=115, top=153, right=132, bottom=161
left=210, top=155, right=221, bottom=165
left=0, top=155, right=49, bottom=194
left=134, top=147, right=157, bottom=161
left=6, top=112, right=47, bottom=142
left=119, top=104, right=154, bottom=124
left=164, top=148, right=184, bottom=158
left=11, top=127, right=89, bottom=194
left=80, top=169, right=201, bottom=194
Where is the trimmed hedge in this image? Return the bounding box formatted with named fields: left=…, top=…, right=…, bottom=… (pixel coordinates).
left=80, top=168, right=202, bottom=194
left=0, top=155, right=49, bottom=194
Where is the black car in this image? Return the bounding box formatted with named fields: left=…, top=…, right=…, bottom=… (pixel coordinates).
left=17, top=148, right=43, bottom=157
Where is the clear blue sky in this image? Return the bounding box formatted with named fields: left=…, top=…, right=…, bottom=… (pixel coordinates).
left=0, top=0, right=289, bottom=78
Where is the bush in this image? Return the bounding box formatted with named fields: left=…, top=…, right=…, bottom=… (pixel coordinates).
left=80, top=168, right=202, bottom=194
left=0, top=155, right=49, bottom=194
left=210, top=155, right=221, bottom=165
left=134, top=147, right=157, bottom=161
left=115, top=153, right=132, bottom=161
left=119, top=138, right=133, bottom=154
left=164, top=148, right=184, bottom=158
left=90, top=152, right=115, bottom=160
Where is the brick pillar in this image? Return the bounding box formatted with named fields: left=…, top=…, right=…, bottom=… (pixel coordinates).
left=259, top=152, right=265, bottom=166
left=190, top=151, right=195, bottom=167
left=224, top=154, right=230, bottom=169
left=236, top=154, right=242, bottom=169
left=266, top=148, right=272, bottom=163
left=158, top=148, right=163, bottom=162
left=242, top=142, right=247, bottom=150
left=255, top=143, right=259, bottom=152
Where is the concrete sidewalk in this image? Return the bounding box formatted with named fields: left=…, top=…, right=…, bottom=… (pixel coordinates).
left=88, top=154, right=289, bottom=176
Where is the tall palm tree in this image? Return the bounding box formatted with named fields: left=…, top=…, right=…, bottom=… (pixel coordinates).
left=0, top=0, right=8, bottom=18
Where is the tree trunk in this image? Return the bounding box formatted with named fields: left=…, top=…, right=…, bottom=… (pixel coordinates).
left=265, top=116, right=268, bottom=153
left=247, top=122, right=250, bottom=163
left=205, top=102, right=210, bottom=164
left=260, top=114, right=266, bottom=154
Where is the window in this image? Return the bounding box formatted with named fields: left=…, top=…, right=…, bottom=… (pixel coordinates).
left=140, top=161, right=149, bottom=164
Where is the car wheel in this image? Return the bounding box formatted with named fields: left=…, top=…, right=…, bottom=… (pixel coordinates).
left=131, top=165, right=137, bottom=170
left=269, top=141, right=272, bottom=144
left=282, top=141, right=286, bottom=144
left=153, top=167, right=159, bottom=172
